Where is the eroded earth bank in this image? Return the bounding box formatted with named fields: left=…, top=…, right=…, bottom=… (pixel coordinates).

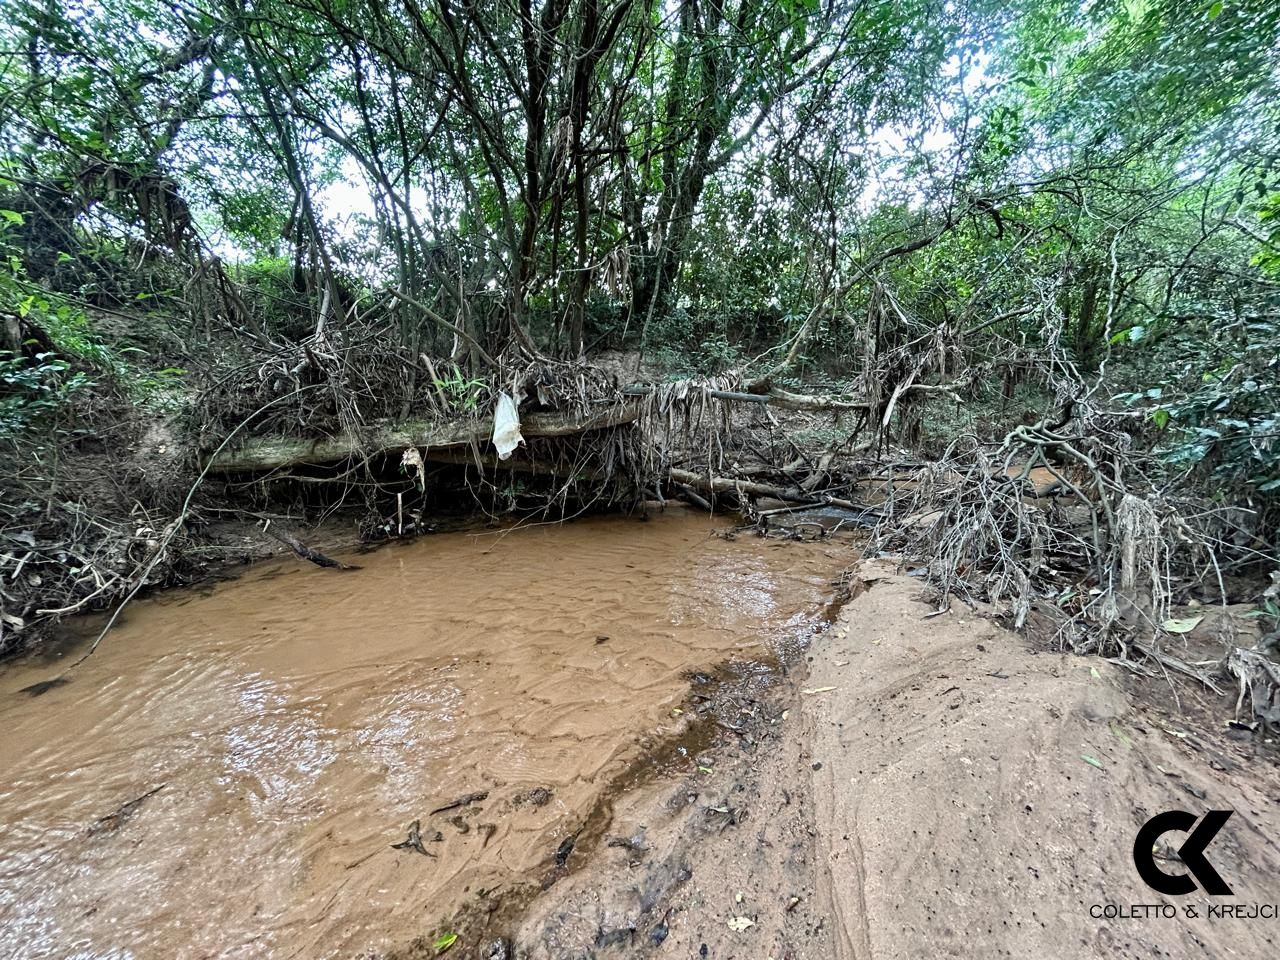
left=1, top=513, right=1277, bottom=960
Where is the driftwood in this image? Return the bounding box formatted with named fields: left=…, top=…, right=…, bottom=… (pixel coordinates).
left=673, top=482, right=713, bottom=512
left=390, top=819, right=434, bottom=856
left=671, top=468, right=810, bottom=502
left=88, top=783, right=166, bottom=836
left=754, top=386, right=871, bottom=412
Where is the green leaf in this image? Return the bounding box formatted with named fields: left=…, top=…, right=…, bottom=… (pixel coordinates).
left=1081, top=755, right=1104, bottom=769
left=1109, top=721, right=1133, bottom=746
left=0, top=209, right=23, bottom=225
left=1207, top=1, right=1224, bottom=20
left=1162, top=615, right=1204, bottom=634
left=1152, top=409, right=1170, bottom=429
left=432, top=932, right=458, bottom=953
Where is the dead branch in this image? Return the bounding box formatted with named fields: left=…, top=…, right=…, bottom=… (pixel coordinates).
left=262, top=523, right=360, bottom=570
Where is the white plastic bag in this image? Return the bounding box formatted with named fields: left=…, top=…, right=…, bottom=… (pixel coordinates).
left=492, top=392, right=524, bottom=460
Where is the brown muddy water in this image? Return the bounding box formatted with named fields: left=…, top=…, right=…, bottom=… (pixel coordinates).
left=0, top=509, right=847, bottom=959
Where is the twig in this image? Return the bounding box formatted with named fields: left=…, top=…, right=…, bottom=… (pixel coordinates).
left=1129, top=640, right=1225, bottom=696
left=429, top=790, right=489, bottom=815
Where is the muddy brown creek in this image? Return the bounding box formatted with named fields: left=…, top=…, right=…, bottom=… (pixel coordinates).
left=0, top=510, right=846, bottom=959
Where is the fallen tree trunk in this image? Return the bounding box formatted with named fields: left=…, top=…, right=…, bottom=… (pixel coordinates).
left=670, top=468, right=809, bottom=502
left=668, top=469, right=880, bottom=517
left=752, top=386, right=871, bottom=412
left=621, top=384, right=870, bottom=411
left=208, top=402, right=641, bottom=473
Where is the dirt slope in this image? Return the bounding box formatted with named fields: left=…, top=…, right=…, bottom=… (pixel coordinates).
left=807, top=563, right=1280, bottom=960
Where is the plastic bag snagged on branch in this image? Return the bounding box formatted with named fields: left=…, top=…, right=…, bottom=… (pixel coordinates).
left=492, top=392, right=524, bottom=460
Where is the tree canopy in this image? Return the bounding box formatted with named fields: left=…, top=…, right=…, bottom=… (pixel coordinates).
left=2, top=0, right=1278, bottom=500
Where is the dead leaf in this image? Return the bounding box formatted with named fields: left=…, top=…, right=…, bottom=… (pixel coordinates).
left=726, top=916, right=755, bottom=932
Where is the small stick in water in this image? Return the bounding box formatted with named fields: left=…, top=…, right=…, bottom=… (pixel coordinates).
left=429, top=791, right=489, bottom=815
left=19, top=677, right=70, bottom=697
left=88, top=783, right=166, bottom=835
left=263, top=522, right=361, bottom=570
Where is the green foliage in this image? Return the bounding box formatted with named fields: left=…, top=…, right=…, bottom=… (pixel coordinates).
left=0, top=211, right=187, bottom=438
left=0, top=217, right=92, bottom=442
left=231, top=257, right=312, bottom=339
left=431, top=365, right=488, bottom=412
left=1252, top=193, right=1280, bottom=275
left=212, top=185, right=292, bottom=251
left=0, top=351, right=90, bottom=443
left=1116, top=315, right=1280, bottom=502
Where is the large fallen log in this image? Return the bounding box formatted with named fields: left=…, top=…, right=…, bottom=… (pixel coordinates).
left=751, top=386, right=871, bottom=412
left=668, top=468, right=881, bottom=518
left=670, top=468, right=809, bottom=501
left=621, top=384, right=870, bottom=411
left=208, top=402, right=640, bottom=473
left=211, top=375, right=934, bottom=475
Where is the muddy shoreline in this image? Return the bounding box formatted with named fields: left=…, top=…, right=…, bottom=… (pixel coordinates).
left=398, top=608, right=841, bottom=960
left=426, top=565, right=1280, bottom=960
left=412, top=573, right=1280, bottom=960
